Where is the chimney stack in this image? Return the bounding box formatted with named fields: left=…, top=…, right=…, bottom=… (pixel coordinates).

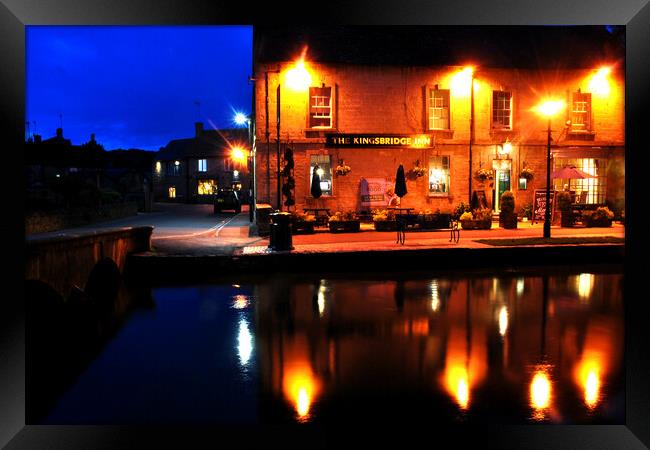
left=90, top=133, right=96, bottom=143
left=34, top=134, right=42, bottom=143
left=56, top=127, right=63, bottom=138
left=195, top=122, right=203, bottom=138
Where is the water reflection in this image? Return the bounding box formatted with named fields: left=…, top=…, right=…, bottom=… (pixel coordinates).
left=256, top=269, right=623, bottom=424
left=237, top=318, right=253, bottom=366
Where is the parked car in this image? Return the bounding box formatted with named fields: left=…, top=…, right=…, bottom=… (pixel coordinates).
left=214, top=188, right=241, bottom=214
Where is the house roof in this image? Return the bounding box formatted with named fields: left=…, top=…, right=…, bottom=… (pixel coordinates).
left=156, top=128, right=249, bottom=161
left=254, top=25, right=625, bottom=70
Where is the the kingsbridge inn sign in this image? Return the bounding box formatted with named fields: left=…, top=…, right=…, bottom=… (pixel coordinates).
left=325, top=134, right=433, bottom=148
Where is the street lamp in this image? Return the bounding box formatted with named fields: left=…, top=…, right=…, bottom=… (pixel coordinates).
left=535, top=100, right=565, bottom=238
left=233, top=112, right=255, bottom=222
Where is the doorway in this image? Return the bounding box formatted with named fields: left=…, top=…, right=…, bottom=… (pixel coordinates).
left=493, top=165, right=511, bottom=212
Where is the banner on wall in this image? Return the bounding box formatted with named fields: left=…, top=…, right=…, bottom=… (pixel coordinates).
left=360, top=177, right=387, bottom=207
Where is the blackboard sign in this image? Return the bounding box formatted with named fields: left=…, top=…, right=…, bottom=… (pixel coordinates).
left=533, top=189, right=555, bottom=223
left=471, top=190, right=488, bottom=210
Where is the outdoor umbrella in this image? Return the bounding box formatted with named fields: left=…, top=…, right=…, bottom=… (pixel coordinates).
left=395, top=164, right=408, bottom=198
left=551, top=165, right=595, bottom=197
left=311, top=165, right=323, bottom=198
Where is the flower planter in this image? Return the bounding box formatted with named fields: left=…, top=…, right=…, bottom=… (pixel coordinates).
left=499, top=212, right=518, bottom=229
left=586, top=217, right=612, bottom=228
left=329, top=220, right=361, bottom=233
left=461, top=219, right=492, bottom=230
left=373, top=220, right=399, bottom=231
left=293, top=221, right=315, bottom=234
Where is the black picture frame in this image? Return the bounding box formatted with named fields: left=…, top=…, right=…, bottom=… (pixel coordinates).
left=3, top=0, right=650, bottom=448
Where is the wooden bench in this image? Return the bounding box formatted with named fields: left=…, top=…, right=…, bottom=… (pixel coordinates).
left=396, top=216, right=460, bottom=245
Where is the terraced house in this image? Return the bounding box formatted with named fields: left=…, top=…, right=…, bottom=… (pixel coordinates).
left=252, top=26, right=625, bottom=219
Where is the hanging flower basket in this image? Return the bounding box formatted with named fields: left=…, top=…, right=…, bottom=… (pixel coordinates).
left=519, top=167, right=534, bottom=181
left=408, top=166, right=427, bottom=178
left=474, top=168, right=494, bottom=182
left=335, top=164, right=351, bottom=176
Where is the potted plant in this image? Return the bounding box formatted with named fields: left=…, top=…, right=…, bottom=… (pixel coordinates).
left=372, top=209, right=398, bottom=231
left=498, top=191, right=517, bottom=229
left=408, top=160, right=427, bottom=179
left=585, top=206, right=614, bottom=227
left=291, top=211, right=316, bottom=234
left=460, top=208, right=493, bottom=230
left=328, top=211, right=361, bottom=232
left=453, top=202, right=470, bottom=220
left=556, top=190, right=574, bottom=227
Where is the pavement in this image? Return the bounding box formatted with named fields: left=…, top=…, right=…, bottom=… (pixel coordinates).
left=27, top=202, right=624, bottom=256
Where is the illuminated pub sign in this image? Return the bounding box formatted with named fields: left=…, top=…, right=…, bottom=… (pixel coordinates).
left=325, top=134, right=433, bottom=148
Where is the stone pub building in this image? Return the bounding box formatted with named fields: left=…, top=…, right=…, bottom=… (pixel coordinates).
left=252, top=26, right=624, bottom=218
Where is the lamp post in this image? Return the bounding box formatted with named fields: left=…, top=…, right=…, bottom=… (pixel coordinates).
left=235, top=112, right=255, bottom=222
left=535, top=100, right=565, bottom=239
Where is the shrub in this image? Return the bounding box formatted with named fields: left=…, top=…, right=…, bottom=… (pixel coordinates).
left=500, top=191, right=515, bottom=214
left=453, top=202, right=470, bottom=220
left=592, top=206, right=614, bottom=221
left=372, top=209, right=396, bottom=222
left=556, top=191, right=573, bottom=211
left=460, top=212, right=473, bottom=221
left=329, top=211, right=358, bottom=222
left=473, top=208, right=493, bottom=221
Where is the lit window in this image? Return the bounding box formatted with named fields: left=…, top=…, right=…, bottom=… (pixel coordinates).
left=492, top=91, right=512, bottom=129
left=155, top=161, right=162, bottom=174
left=309, top=86, right=333, bottom=128
left=309, top=155, right=332, bottom=196
left=198, top=159, right=207, bottom=172
left=198, top=179, right=216, bottom=195
left=519, top=178, right=528, bottom=190
left=571, top=91, right=591, bottom=132
left=429, top=88, right=450, bottom=130
left=168, top=186, right=176, bottom=198
left=429, top=156, right=450, bottom=195
left=553, top=158, right=606, bottom=204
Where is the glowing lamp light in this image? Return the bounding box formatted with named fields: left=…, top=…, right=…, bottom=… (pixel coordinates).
left=316, top=167, right=325, bottom=177
left=234, top=112, right=248, bottom=126
left=285, top=59, right=312, bottom=91
left=500, top=142, right=512, bottom=155
left=231, top=147, right=246, bottom=162
left=588, top=67, right=611, bottom=96
left=233, top=170, right=240, bottom=178
left=451, top=66, right=474, bottom=97
left=174, top=160, right=180, bottom=166
left=536, top=100, right=565, bottom=117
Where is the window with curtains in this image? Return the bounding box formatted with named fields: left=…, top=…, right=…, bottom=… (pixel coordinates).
left=309, top=155, right=333, bottom=196
left=428, top=156, right=450, bottom=195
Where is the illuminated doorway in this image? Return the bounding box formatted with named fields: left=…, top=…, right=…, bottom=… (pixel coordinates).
left=493, top=160, right=511, bottom=212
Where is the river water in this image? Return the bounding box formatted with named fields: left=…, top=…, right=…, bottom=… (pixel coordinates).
left=40, top=264, right=624, bottom=425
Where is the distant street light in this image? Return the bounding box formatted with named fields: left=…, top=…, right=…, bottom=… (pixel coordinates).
left=535, top=99, right=565, bottom=238
left=233, top=112, right=255, bottom=222
left=234, top=112, right=248, bottom=126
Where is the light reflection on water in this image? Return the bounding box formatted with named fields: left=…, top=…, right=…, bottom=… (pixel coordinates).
left=41, top=269, right=624, bottom=425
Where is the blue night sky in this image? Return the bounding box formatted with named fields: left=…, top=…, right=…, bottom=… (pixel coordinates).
left=26, top=26, right=252, bottom=151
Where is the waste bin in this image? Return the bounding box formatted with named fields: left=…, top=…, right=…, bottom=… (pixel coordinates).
left=268, top=212, right=294, bottom=251
left=255, top=204, right=272, bottom=236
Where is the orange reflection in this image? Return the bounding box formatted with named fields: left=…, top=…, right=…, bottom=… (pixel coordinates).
left=530, top=366, right=552, bottom=420
left=442, top=326, right=487, bottom=411
left=281, top=337, right=321, bottom=422
left=232, top=294, right=249, bottom=309
left=574, top=319, right=616, bottom=410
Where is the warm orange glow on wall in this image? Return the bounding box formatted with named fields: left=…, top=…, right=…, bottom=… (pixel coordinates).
left=451, top=67, right=474, bottom=97
left=535, top=99, right=565, bottom=117
left=588, top=67, right=611, bottom=96
left=285, top=59, right=312, bottom=91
